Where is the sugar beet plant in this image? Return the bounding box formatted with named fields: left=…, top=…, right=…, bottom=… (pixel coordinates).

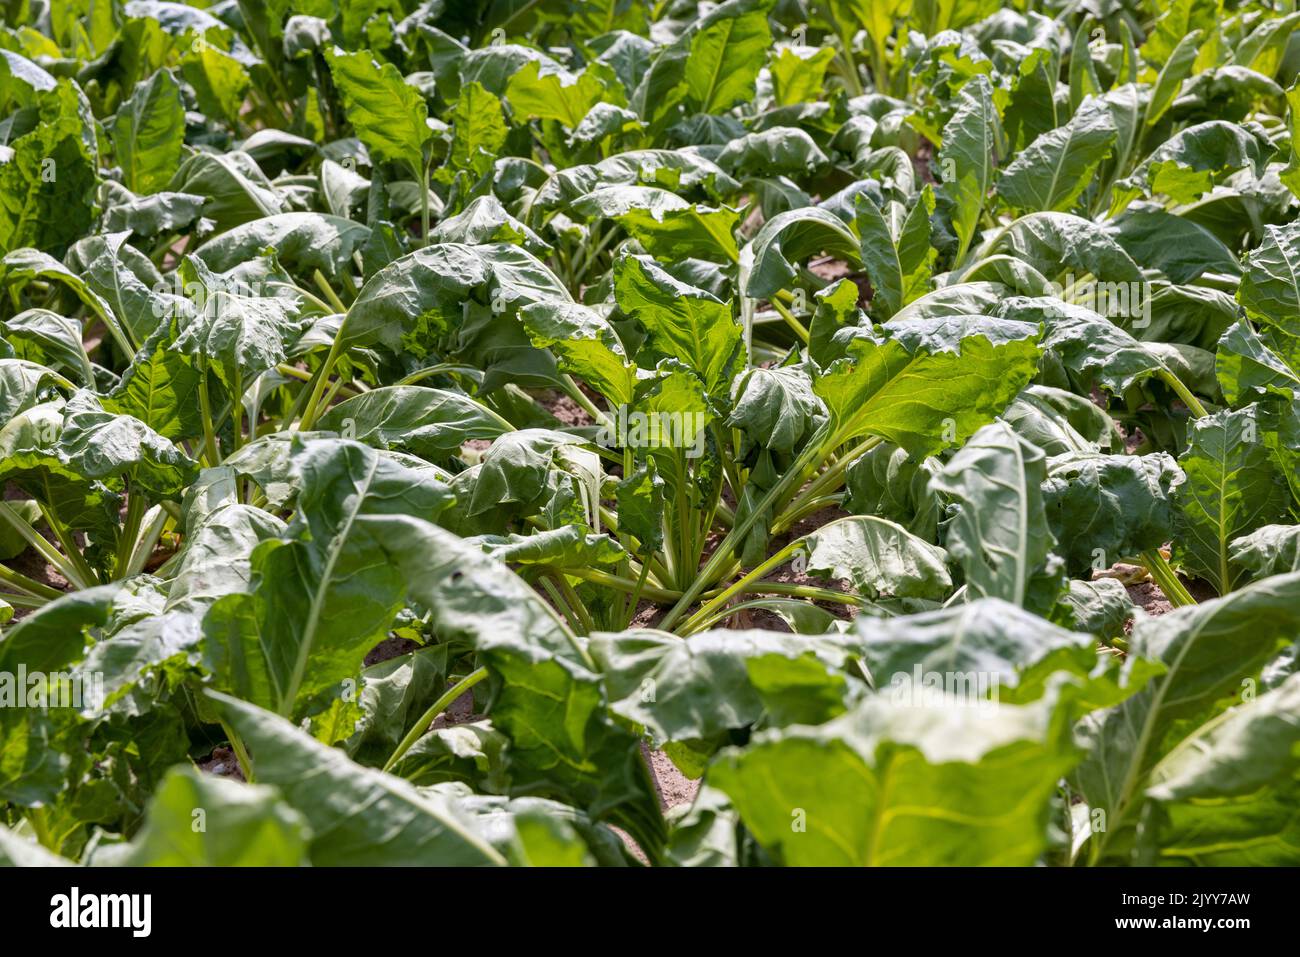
left=1, top=0, right=1299, bottom=868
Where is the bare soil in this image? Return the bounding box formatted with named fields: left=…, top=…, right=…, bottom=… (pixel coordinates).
left=535, top=388, right=592, bottom=428
left=197, top=746, right=246, bottom=781
left=363, top=636, right=421, bottom=667
left=807, top=256, right=872, bottom=306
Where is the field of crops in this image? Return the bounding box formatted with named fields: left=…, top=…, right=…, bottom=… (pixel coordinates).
left=0, top=0, right=1298, bottom=869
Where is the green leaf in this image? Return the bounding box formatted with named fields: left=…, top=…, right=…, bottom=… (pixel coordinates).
left=0, top=823, right=74, bottom=866
left=384, top=521, right=667, bottom=857
left=770, top=44, right=836, bottom=106
left=1238, top=221, right=1300, bottom=334
left=1109, top=208, right=1240, bottom=284
left=172, top=256, right=304, bottom=393
left=814, top=316, right=1041, bottom=456
left=591, top=627, right=863, bottom=750
left=716, top=127, right=829, bottom=179
left=939, top=74, right=1001, bottom=261
left=572, top=186, right=739, bottom=263
left=1042, top=451, right=1183, bottom=575
left=180, top=41, right=249, bottom=126
left=505, top=59, right=618, bottom=129
left=853, top=193, right=907, bottom=318
left=1076, top=572, right=1300, bottom=862
left=854, top=598, right=1110, bottom=702
left=1230, top=524, right=1300, bottom=577
left=614, top=254, right=740, bottom=394
left=801, top=515, right=951, bottom=601
left=1215, top=321, right=1300, bottom=405
left=448, top=81, right=508, bottom=179
left=988, top=212, right=1144, bottom=284
left=931, top=421, right=1059, bottom=610
left=65, top=231, right=178, bottom=346
left=632, top=0, right=772, bottom=123
left=998, top=97, right=1116, bottom=213
left=167, top=151, right=286, bottom=232
left=104, top=313, right=204, bottom=441
left=1117, top=121, right=1274, bottom=208
left=1144, top=30, right=1201, bottom=128
left=746, top=206, right=861, bottom=300
left=0, top=356, right=70, bottom=421
left=0, top=309, right=93, bottom=385
left=1141, top=672, right=1300, bottom=866
left=210, top=691, right=507, bottom=865
left=192, top=213, right=371, bottom=280
left=110, top=766, right=309, bottom=865
left=521, top=302, right=638, bottom=406
left=709, top=690, right=1079, bottom=865
left=59, top=390, right=198, bottom=501
left=1002, top=296, right=1167, bottom=394
left=430, top=196, right=549, bottom=255
left=316, top=386, right=511, bottom=460
left=341, top=243, right=570, bottom=355
left=1140, top=0, right=1217, bottom=68
left=1174, top=405, right=1291, bottom=593
left=111, top=69, right=185, bottom=195
left=472, top=526, right=625, bottom=570
left=165, top=502, right=285, bottom=614
left=203, top=437, right=453, bottom=716
left=326, top=46, right=432, bottom=177
left=0, top=80, right=98, bottom=257
left=726, top=365, right=826, bottom=455
left=1061, top=578, right=1136, bottom=638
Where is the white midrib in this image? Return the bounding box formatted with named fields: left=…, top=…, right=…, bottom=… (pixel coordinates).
left=1103, top=611, right=1211, bottom=854
left=1007, top=424, right=1030, bottom=608
left=279, top=455, right=378, bottom=715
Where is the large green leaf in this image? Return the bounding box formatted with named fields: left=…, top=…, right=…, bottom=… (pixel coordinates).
left=383, top=520, right=668, bottom=856
left=1076, top=573, right=1300, bottom=863
left=631, top=0, right=773, bottom=124
left=340, top=243, right=570, bottom=354
left=108, top=766, right=309, bottom=866
left=987, top=212, right=1144, bottom=285
left=192, top=213, right=371, bottom=280
left=505, top=59, right=618, bottom=129
left=800, top=515, right=951, bottom=601
left=572, top=186, right=739, bottom=263
left=111, top=69, right=185, bottom=195
left=0, top=81, right=97, bottom=257
left=813, top=316, right=1041, bottom=456
left=746, top=206, right=861, bottom=300
left=1174, top=405, right=1291, bottom=593
left=1141, top=672, right=1300, bottom=866
left=931, top=421, right=1059, bottom=610
left=1042, top=451, right=1183, bottom=575
left=852, top=598, right=1121, bottom=706
left=203, top=438, right=453, bottom=716
left=1238, top=221, right=1300, bottom=333
left=591, top=628, right=865, bottom=755
left=172, top=256, right=305, bottom=394
left=939, top=74, right=1001, bottom=261
left=998, top=96, right=1117, bottom=213
left=211, top=692, right=507, bottom=865
left=709, top=690, right=1079, bottom=865
left=316, top=386, right=511, bottom=460
left=614, top=254, right=740, bottom=394
left=326, top=47, right=432, bottom=177
left=521, top=302, right=638, bottom=406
